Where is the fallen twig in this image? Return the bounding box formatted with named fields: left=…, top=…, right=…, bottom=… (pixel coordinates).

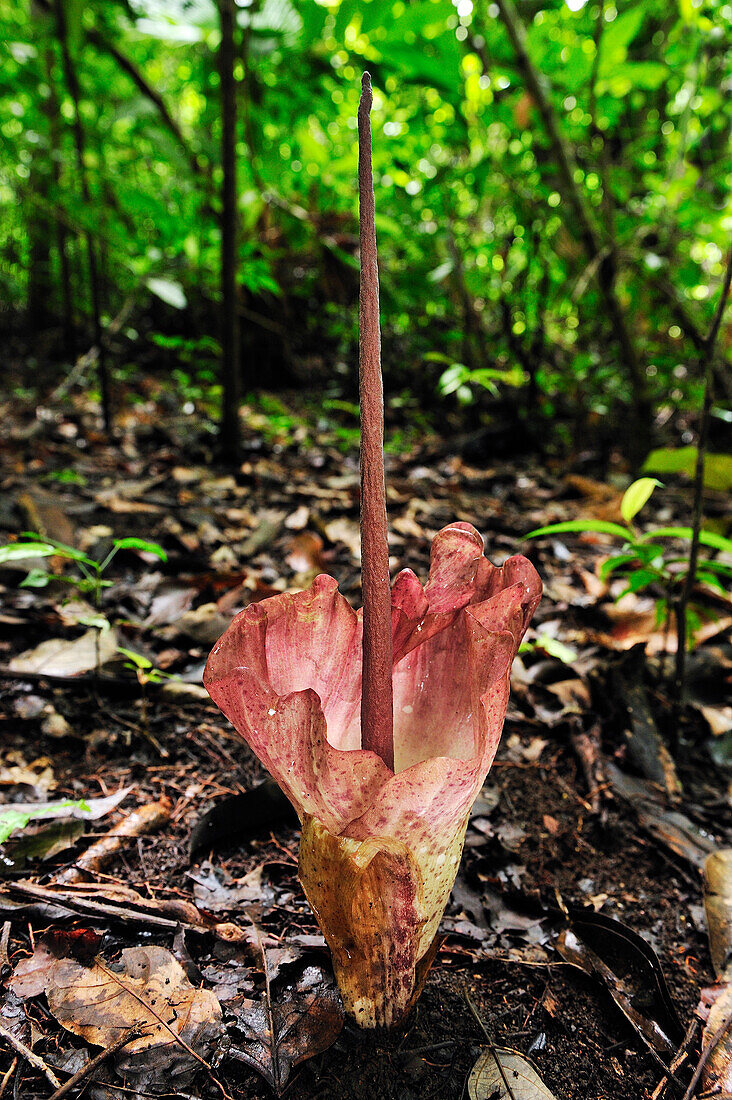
left=0, top=1056, right=17, bottom=1099
left=47, top=1027, right=140, bottom=1100
left=651, top=1015, right=698, bottom=1099
left=55, top=798, right=171, bottom=884
left=0, top=921, right=10, bottom=971
left=2, top=880, right=188, bottom=932
left=464, top=987, right=517, bottom=1100
left=0, top=1021, right=61, bottom=1091
left=681, top=1009, right=732, bottom=1100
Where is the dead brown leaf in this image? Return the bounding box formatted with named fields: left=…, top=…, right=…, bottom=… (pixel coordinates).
left=11, top=942, right=222, bottom=1089
left=9, top=627, right=119, bottom=676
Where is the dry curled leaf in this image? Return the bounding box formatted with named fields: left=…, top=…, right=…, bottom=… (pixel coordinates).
left=705, top=850, right=732, bottom=981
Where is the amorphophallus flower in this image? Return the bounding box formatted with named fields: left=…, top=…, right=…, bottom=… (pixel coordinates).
left=204, top=75, right=541, bottom=1028
left=204, top=522, right=540, bottom=1026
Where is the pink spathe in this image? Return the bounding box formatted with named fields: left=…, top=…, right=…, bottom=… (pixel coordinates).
left=204, top=521, right=541, bottom=1026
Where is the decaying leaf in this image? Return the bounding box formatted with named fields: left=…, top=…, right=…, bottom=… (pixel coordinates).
left=0, top=752, right=55, bottom=798
left=1, top=818, right=85, bottom=868
left=11, top=942, right=222, bottom=1090
left=227, top=963, right=344, bottom=1094
left=9, top=626, right=119, bottom=676
left=468, top=1046, right=557, bottom=1100
left=704, top=849, right=732, bottom=981
left=555, top=927, right=677, bottom=1056
left=699, top=850, right=732, bottom=1094
left=0, top=787, right=131, bottom=844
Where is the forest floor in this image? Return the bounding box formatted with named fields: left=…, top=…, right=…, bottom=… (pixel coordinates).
left=0, top=386, right=731, bottom=1100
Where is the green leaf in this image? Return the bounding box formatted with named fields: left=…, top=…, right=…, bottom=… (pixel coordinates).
left=642, top=447, right=732, bottom=492
left=0, top=800, right=89, bottom=845
left=117, top=646, right=153, bottom=670
left=0, top=542, right=57, bottom=563
left=621, top=477, right=662, bottom=524
left=598, top=6, right=645, bottom=75
left=113, top=538, right=168, bottom=561
left=600, top=553, right=639, bottom=580
left=19, top=569, right=51, bottom=588
left=638, top=528, right=732, bottom=555
left=525, top=520, right=632, bottom=541
left=616, top=568, right=663, bottom=600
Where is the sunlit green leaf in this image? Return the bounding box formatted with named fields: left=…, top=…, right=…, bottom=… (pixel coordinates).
left=621, top=477, right=662, bottom=524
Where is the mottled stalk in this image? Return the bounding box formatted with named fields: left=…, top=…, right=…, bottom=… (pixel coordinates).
left=358, top=72, right=394, bottom=771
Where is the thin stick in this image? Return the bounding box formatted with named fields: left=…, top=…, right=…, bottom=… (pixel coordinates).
left=464, top=988, right=518, bottom=1100
left=358, top=71, right=394, bottom=771
left=0, top=1057, right=16, bottom=1100
left=55, top=798, right=171, bottom=884
left=0, top=1022, right=61, bottom=1091
left=48, top=1027, right=139, bottom=1100
left=681, top=1007, right=732, bottom=1100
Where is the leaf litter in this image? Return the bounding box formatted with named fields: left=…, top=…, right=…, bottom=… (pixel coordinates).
left=1, top=398, right=731, bottom=1099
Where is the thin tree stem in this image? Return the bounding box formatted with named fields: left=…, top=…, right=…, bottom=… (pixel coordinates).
left=673, top=247, right=732, bottom=708
left=218, top=0, right=242, bottom=463
left=358, top=72, right=394, bottom=770
left=54, top=0, right=110, bottom=433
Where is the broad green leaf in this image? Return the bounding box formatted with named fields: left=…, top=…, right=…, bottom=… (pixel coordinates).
left=621, top=478, right=662, bottom=524
left=600, top=553, right=640, bottom=580
left=525, top=520, right=632, bottom=541
left=643, top=448, right=732, bottom=493
left=616, top=568, right=663, bottom=600
left=0, top=788, right=130, bottom=844
left=598, top=6, right=645, bottom=75
left=19, top=568, right=51, bottom=588
left=0, top=800, right=88, bottom=845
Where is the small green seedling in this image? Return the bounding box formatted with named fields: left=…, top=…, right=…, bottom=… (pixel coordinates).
left=0, top=534, right=167, bottom=609
left=118, top=647, right=178, bottom=685
left=526, top=477, right=732, bottom=647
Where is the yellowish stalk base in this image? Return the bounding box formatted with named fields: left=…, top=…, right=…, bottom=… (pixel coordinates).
left=298, top=814, right=468, bottom=1028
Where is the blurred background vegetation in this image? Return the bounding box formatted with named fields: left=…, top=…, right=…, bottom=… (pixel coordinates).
left=1, top=0, right=730, bottom=466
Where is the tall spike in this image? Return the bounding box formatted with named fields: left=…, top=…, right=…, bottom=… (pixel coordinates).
left=358, top=72, right=394, bottom=771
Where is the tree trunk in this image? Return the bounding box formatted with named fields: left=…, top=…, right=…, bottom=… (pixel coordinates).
left=54, top=0, right=110, bottom=431
left=218, top=0, right=242, bottom=463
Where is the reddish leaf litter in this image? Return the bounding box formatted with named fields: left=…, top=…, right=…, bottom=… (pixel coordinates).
left=0, top=395, right=731, bottom=1099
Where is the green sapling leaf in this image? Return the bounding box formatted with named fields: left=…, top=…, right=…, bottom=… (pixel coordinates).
left=0, top=542, right=57, bottom=563
left=112, top=538, right=168, bottom=560
left=526, top=520, right=632, bottom=541
left=620, top=477, right=662, bottom=524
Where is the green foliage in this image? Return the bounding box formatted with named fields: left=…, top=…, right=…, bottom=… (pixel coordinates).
left=0, top=0, right=730, bottom=450
left=643, top=448, right=732, bottom=492
left=526, top=480, right=732, bottom=648
left=0, top=799, right=90, bottom=845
